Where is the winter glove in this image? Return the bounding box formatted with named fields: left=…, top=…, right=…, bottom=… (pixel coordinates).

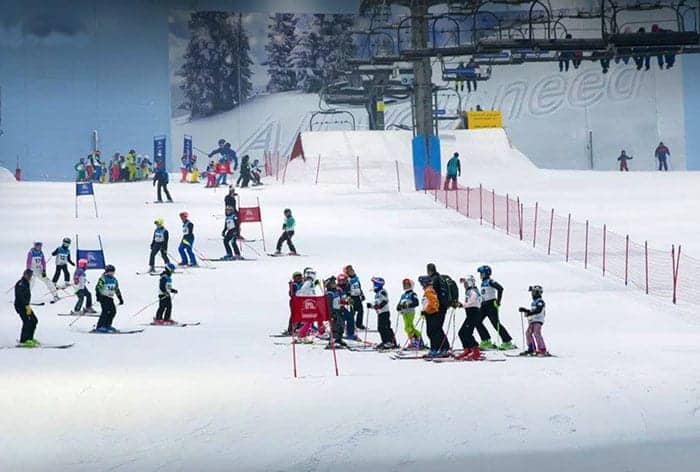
left=25, top=305, right=32, bottom=316
left=518, top=307, right=530, bottom=314
left=458, top=302, right=464, bottom=308
left=366, top=302, right=372, bottom=309
left=221, top=230, right=226, bottom=238
left=451, top=301, right=460, bottom=308
left=494, top=300, right=501, bottom=309
left=118, top=295, right=124, bottom=305
left=41, top=271, right=47, bottom=278
left=170, top=289, right=178, bottom=294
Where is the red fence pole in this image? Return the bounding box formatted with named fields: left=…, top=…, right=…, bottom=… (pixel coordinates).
left=356, top=156, right=360, bottom=189
left=445, top=190, right=448, bottom=209
left=466, top=188, right=470, bottom=217
left=518, top=200, right=523, bottom=241
left=547, top=208, right=554, bottom=255
left=624, top=235, right=629, bottom=285
left=533, top=202, right=539, bottom=248
left=395, top=160, right=400, bottom=192
left=645, top=241, right=649, bottom=294
left=506, top=194, right=510, bottom=235
left=565, top=213, right=571, bottom=262
left=314, top=155, right=321, bottom=184
left=479, top=184, right=483, bottom=225
left=292, top=341, right=297, bottom=378
left=603, top=224, right=607, bottom=276
left=492, top=189, right=496, bottom=229
left=456, top=189, right=460, bottom=212
left=584, top=220, right=589, bottom=269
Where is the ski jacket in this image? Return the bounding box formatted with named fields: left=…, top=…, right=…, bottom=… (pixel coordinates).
left=297, top=279, right=323, bottom=296
left=348, top=275, right=364, bottom=298
left=525, top=297, right=546, bottom=324
left=52, top=245, right=75, bottom=267
left=26, top=249, right=46, bottom=272
left=326, top=289, right=341, bottom=312
left=430, top=272, right=449, bottom=309
left=463, top=287, right=482, bottom=309
left=283, top=216, right=296, bottom=232
left=159, top=272, right=175, bottom=298
left=655, top=145, right=670, bottom=159
left=224, top=193, right=238, bottom=211
left=397, top=289, right=420, bottom=316
left=421, top=287, right=439, bottom=315
left=446, top=156, right=461, bottom=177
left=14, top=277, right=31, bottom=310
left=152, top=227, right=169, bottom=247
left=181, top=220, right=194, bottom=243
left=153, top=169, right=169, bottom=185
left=73, top=267, right=87, bottom=290
left=480, top=278, right=503, bottom=304
left=372, top=288, right=390, bottom=314
left=617, top=154, right=633, bottom=162
left=288, top=280, right=304, bottom=298
left=223, top=213, right=238, bottom=234
left=96, top=274, right=123, bottom=302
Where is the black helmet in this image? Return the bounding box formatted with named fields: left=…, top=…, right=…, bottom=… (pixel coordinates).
left=105, top=264, right=116, bottom=273
left=529, top=285, right=543, bottom=297
left=218, top=139, right=226, bottom=145
left=283, top=208, right=292, bottom=215
left=62, top=237, right=71, bottom=245
left=477, top=265, right=492, bottom=278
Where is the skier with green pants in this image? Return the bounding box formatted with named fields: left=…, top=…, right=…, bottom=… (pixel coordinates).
left=396, top=278, right=425, bottom=349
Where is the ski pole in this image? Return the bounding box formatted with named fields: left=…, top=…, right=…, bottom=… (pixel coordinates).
left=520, top=310, right=526, bottom=353
left=131, top=299, right=160, bottom=318
left=242, top=240, right=262, bottom=257
left=393, top=310, right=400, bottom=346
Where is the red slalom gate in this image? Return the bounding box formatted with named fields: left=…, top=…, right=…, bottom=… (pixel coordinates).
left=238, top=198, right=267, bottom=252
left=290, top=295, right=338, bottom=377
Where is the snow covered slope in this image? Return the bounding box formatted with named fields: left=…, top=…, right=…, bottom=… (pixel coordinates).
left=2, top=165, right=700, bottom=471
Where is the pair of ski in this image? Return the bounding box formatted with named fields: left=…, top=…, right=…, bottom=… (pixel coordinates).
left=267, top=253, right=306, bottom=258
left=140, top=321, right=201, bottom=328
left=390, top=350, right=505, bottom=362
left=1, top=343, right=75, bottom=349
left=57, top=311, right=100, bottom=317
left=145, top=200, right=176, bottom=204
left=201, top=257, right=257, bottom=262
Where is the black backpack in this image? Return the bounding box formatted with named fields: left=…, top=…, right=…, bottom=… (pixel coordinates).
left=441, top=275, right=459, bottom=308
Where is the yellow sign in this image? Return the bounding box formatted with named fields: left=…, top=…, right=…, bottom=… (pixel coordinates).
left=376, top=101, right=385, bottom=112
left=466, top=110, right=502, bottom=129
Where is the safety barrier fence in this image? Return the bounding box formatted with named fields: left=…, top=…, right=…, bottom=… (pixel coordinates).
left=427, top=177, right=699, bottom=307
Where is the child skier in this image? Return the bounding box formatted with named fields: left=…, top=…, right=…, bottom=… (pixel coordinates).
left=149, top=218, right=170, bottom=273
left=72, top=258, right=96, bottom=315
left=205, top=160, right=217, bottom=187
left=418, top=275, right=443, bottom=357
left=336, top=273, right=357, bottom=340
left=178, top=212, right=197, bottom=266
left=26, top=241, right=59, bottom=303
left=617, top=150, right=633, bottom=172
left=325, top=276, right=348, bottom=349
left=154, top=263, right=178, bottom=324
left=250, top=159, right=263, bottom=186
left=74, top=158, right=86, bottom=181
left=366, top=277, right=397, bottom=350
left=14, top=269, right=39, bottom=347
left=454, top=275, right=482, bottom=360
left=51, top=237, right=75, bottom=287
left=344, top=265, right=366, bottom=330
left=477, top=265, right=516, bottom=350
left=518, top=285, right=550, bottom=356
left=95, top=264, right=124, bottom=332
left=274, top=208, right=297, bottom=256
left=396, top=278, right=425, bottom=350
left=295, top=267, right=325, bottom=342
left=281, top=271, right=304, bottom=336
left=222, top=206, right=241, bottom=260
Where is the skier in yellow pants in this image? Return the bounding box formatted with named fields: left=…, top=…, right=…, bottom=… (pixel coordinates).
left=396, top=278, right=425, bottom=349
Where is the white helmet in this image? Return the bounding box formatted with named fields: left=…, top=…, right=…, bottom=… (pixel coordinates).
left=462, top=275, right=477, bottom=288
left=303, top=267, right=316, bottom=281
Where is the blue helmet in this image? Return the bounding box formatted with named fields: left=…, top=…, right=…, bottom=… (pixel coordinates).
left=371, top=276, right=385, bottom=290
left=418, top=275, right=432, bottom=287
left=165, top=263, right=176, bottom=273
left=477, top=265, right=492, bottom=278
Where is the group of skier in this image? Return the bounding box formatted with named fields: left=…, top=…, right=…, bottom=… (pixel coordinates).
left=181, top=139, right=263, bottom=188
left=75, top=149, right=154, bottom=183
left=283, top=263, right=550, bottom=359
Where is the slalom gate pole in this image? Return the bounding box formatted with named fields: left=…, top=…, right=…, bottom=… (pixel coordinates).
left=520, top=311, right=526, bottom=352
left=292, top=338, right=298, bottom=378
left=451, top=307, right=457, bottom=348
left=363, top=304, right=370, bottom=346
left=130, top=299, right=160, bottom=318
left=328, top=320, right=339, bottom=376
left=257, top=197, right=267, bottom=253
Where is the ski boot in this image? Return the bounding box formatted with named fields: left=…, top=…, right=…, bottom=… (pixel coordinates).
left=94, top=326, right=110, bottom=333
left=148, top=266, right=156, bottom=273
left=518, top=350, right=535, bottom=356
left=105, top=326, right=118, bottom=333
left=162, top=319, right=177, bottom=325
left=479, top=340, right=496, bottom=350
left=84, top=306, right=97, bottom=314
left=536, top=350, right=552, bottom=357
left=18, top=340, right=36, bottom=348
left=152, top=318, right=165, bottom=325
left=467, top=346, right=482, bottom=361
left=231, top=255, right=243, bottom=260
left=70, top=309, right=84, bottom=316
left=221, top=255, right=233, bottom=261
left=498, top=341, right=517, bottom=351
left=453, top=348, right=471, bottom=360
left=273, top=250, right=282, bottom=256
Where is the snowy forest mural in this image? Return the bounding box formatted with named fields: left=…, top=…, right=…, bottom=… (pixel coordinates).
left=171, top=11, right=359, bottom=119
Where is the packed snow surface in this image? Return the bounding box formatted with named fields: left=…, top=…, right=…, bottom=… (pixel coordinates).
left=1, top=130, right=700, bottom=471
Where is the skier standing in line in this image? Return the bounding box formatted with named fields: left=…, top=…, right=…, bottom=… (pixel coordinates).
left=149, top=218, right=170, bottom=273
left=26, top=241, right=59, bottom=303
left=222, top=206, right=242, bottom=260
left=476, top=265, right=516, bottom=350
left=518, top=285, right=550, bottom=356
left=274, top=208, right=297, bottom=256
left=178, top=211, right=197, bottom=266
left=296, top=267, right=325, bottom=342
left=224, top=185, right=238, bottom=211
left=281, top=271, right=304, bottom=336
left=366, top=277, right=397, bottom=350
left=154, top=263, right=178, bottom=324
left=95, top=264, right=124, bottom=333
left=237, top=155, right=251, bottom=188
left=343, top=265, right=366, bottom=330
left=453, top=275, right=482, bottom=360
left=396, top=278, right=425, bottom=349
left=15, top=269, right=39, bottom=347
left=153, top=167, right=173, bottom=202
left=336, top=273, right=357, bottom=340
left=325, top=276, right=349, bottom=349
left=72, top=258, right=96, bottom=315
left=51, top=237, right=75, bottom=287
left=417, top=275, right=440, bottom=356
left=426, top=263, right=450, bottom=353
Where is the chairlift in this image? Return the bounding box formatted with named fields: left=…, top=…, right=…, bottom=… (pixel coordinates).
left=440, top=57, right=492, bottom=82
left=309, top=110, right=357, bottom=132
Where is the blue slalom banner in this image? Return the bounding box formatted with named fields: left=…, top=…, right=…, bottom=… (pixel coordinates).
left=154, top=135, right=167, bottom=170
